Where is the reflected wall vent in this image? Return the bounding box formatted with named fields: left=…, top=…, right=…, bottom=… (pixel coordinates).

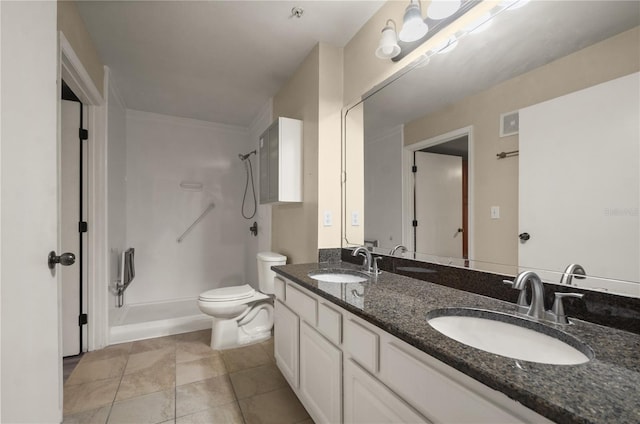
left=500, top=110, right=519, bottom=137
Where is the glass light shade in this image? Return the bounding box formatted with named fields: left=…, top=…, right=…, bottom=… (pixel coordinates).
left=427, top=0, right=461, bottom=20
left=399, top=3, right=428, bottom=42
left=376, top=26, right=401, bottom=59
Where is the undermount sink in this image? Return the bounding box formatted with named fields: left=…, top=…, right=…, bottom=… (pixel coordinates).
left=308, top=269, right=369, bottom=284
left=427, top=308, right=593, bottom=365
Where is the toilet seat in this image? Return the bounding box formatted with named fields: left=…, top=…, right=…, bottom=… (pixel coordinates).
left=199, top=284, right=255, bottom=302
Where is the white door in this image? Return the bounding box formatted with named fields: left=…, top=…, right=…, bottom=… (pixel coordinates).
left=0, top=1, right=62, bottom=422
left=414, top=151, right=463, bottom=258
left=61, top=100, right=84, bottom=356
left=519, top=73, right=640, bottom=289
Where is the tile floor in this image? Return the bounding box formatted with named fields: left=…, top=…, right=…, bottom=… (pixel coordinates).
left=63, top=330, right=313, bottom=424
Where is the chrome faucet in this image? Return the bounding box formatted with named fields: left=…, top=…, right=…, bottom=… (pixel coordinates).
left=511, top=271, right=547, bottom=320
left=507, top=270, right=584, bottom=324
left=560, top=263, right=586, bottom=286
left=389, top=245, right=408, bottom=256
left=352, top=246, right=381, bottom=275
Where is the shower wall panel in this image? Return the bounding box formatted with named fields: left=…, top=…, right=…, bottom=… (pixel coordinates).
left=125, top=110, right=252, bottom=304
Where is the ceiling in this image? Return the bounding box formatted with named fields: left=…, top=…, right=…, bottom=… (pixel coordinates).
left=76, top=1, right=385, bottom=127
left=363, top=0, right=640, bottom=134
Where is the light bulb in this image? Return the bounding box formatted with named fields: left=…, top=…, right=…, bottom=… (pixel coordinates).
left=399, top=2, right=428, bottom=42
left=427, top=0, right=461, bottom=20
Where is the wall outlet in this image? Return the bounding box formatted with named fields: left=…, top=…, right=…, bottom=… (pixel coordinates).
left=351, top=211, right=360, bottom=226
left=323, top=211, right=332, bottom=227
left=491, top=206, right=500, bottom=219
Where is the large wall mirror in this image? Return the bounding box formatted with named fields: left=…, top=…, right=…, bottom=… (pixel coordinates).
left=343, top=0, right=639, bottom=297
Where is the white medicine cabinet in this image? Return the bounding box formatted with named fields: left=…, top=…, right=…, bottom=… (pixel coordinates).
left=259, top=117, right=303, bottom=204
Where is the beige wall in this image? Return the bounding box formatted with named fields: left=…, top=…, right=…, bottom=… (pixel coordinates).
left=58, top=0, right=104, bottom=97
left=317, top=44, right=344, bottom=249
left=272, top=43, right=345, bottom=262
left=272, top=45, right=321, bottom=263
left=404, top=27, right=640, bottom=266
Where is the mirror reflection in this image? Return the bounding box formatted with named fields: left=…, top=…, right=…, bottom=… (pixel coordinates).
left=344, top=0, right=640, bottom=297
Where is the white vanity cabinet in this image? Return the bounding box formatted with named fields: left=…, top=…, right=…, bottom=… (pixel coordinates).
left=274, top=276, right=551, bottom=424
left=258, top=117, right=302, bottom=204
left=274, top=278, right=342, bottom=424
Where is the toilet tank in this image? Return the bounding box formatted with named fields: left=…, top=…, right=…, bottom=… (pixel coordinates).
left=257, top=252, right=287, bottom=294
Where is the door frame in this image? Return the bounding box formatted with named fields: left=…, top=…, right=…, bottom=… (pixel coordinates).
left=402, top=126, right=474, bottom=261
left=59, top=32, right=109, bottom=351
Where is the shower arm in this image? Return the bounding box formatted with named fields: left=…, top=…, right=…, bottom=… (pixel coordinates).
left=239, top=150, right=256, bottom=161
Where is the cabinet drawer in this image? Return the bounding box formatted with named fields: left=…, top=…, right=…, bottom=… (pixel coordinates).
left=274, top=277, right=286, bottom=301
left=285, top=284, right=317, bottom=325
left=344, top=318, right=379, bottom=373
left=381, top=342, right=531, bottom=423
left=318, top=302, right=342, bottom=345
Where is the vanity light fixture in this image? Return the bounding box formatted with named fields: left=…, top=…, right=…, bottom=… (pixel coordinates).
left=399, top=0, right=429, bottom=42
left=427, top=0, right=462, bottom=20
left=375, top=19, right=402, bottom=59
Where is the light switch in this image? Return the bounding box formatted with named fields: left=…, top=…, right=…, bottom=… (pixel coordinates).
left=323, top=211, right=332, bottom=227
left=351, top=211, right=360, bottom=226
left=491, top=206, right=500, bottom=219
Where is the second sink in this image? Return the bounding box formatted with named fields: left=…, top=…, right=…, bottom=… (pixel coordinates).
left=427, top=308, right=593, bottom=365
left=308, top=269, right=369, bottom=284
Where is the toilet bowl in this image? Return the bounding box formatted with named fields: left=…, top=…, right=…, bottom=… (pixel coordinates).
left=197, top=252, right=286, bottom=350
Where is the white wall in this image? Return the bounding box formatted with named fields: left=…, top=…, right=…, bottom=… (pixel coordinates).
left=364, top=125, right=404, bottom=250
left=125, top=110, right=252, bottom=304
left=105, top=69, right=127, bottom=313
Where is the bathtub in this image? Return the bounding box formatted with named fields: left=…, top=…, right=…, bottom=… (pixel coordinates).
left=109, top=298, right=211, bottom=344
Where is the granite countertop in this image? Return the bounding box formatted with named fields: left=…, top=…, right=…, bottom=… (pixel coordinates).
left=272, top=262, right=640, bottom=424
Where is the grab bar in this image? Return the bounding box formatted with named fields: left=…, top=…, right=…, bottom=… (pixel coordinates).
left=177, top=203, right=215, bottom=243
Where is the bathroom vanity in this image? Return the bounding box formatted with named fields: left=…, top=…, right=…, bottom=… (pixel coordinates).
left=272, top=263, right=640, bottom=424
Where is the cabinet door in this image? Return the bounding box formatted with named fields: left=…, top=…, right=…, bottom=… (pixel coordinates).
left=274, top=300, right=299, bottom=388
left=344, top=359, right=428, bottom=424
left=300, top=321, right=342, bottom=424
left=268, top=120, right=279, bottom=202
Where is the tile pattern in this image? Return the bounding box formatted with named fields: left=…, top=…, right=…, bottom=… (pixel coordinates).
left=63, top=330, right=312, bottom=424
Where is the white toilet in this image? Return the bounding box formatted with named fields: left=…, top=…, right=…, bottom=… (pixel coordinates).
left=197, top=252, right=286, bottom=350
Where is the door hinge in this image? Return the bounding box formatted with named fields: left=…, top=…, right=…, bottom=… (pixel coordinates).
left=412, top=165, right=417, bottom=173
left=79, top=221, right=88, bottom=233
left=79, top=128, right=89, bottom=140
left=78, top=313, right=88, bottom=326
left=412, top=220, right=418, bottom=227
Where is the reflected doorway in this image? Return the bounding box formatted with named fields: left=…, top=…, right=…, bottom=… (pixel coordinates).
left=404, top=126, right=473, bottom=261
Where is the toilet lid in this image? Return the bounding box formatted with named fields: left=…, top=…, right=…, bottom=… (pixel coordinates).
left=199, top=284, right=256, bottom=302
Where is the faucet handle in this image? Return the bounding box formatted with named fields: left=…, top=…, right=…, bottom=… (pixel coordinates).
left=552, top=292, right=584, bottom=324
left=372, top=256, right=383, bottom=275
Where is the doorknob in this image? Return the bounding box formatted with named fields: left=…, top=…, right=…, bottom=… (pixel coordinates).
left=48, top=251, right=76, bottom=270
left=519, top=232, right=531, bottom=242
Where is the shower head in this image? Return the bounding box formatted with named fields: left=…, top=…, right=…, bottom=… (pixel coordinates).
left=239, top=150, right=256, bottom=161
